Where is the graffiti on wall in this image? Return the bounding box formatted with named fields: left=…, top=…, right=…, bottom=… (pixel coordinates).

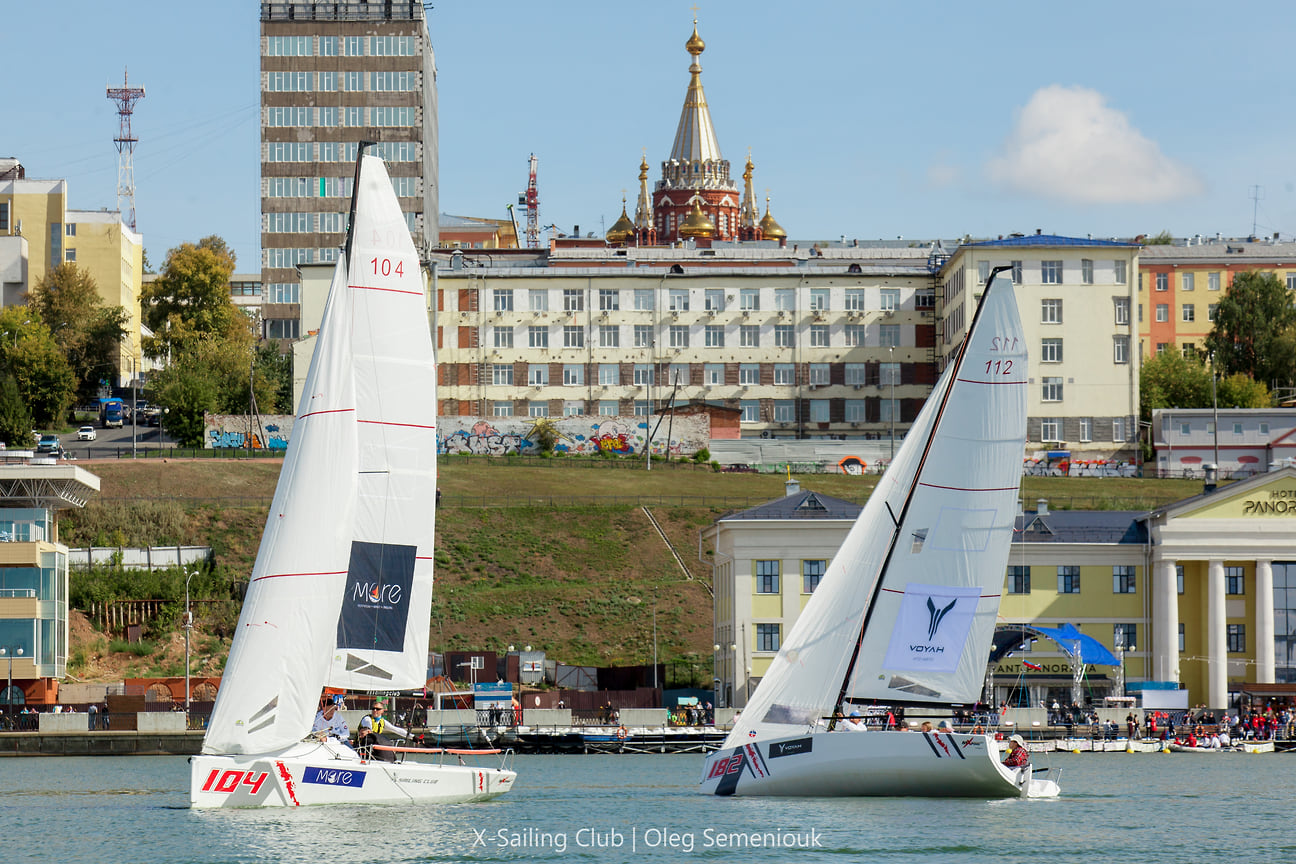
left=437, top=415, right=709, bottom=457
left=205, top=415, right=294, bottom=450
left=1022, top=458, right=1137, bottom=478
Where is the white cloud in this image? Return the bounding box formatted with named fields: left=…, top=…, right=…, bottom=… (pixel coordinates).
left=986, top=85, right=1203, bottom=203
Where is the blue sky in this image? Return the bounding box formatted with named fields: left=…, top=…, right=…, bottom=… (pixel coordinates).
left=6, top=1, right=1296, bottom=270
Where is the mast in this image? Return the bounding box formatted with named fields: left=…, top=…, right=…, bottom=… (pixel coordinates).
left=344, top=141, right=377, bottom=263
left=830, top=265, right=1014, bottom=720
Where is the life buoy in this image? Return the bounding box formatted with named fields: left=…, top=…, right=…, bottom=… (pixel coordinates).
left=616, top=726, right=628, bottom=740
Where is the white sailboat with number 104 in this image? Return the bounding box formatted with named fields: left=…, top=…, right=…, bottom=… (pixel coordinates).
left=189, top=146, right=515, bottom=808
left=700, top=270, right=1059, bottom=799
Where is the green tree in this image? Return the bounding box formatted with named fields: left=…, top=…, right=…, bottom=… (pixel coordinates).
left=0, top=308, right=76, bottom=427
left=148, top=336, right=279, bottom=447
left=1143, top=230, right=1175, bottom=245
left=1141, top=349, right=1271, bottom=422
left=27, top=263, right=129, bottom=403
left=254, top=343, right=293, bottom=414
left=141, top=236, right=239, bottom=361
left=1204, top=270, right=1296, bottom=387
left=0, top=371, right=33, bottom=446
left=1216, top=372, right=1272, bottom=409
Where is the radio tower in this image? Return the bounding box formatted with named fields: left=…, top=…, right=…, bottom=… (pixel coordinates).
left=106, top=68, right=145, bottom=231
left=524, top=154, right=539, bottom=248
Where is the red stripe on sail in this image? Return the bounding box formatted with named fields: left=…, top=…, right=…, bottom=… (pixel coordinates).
left=954, top=377, right=1027, bottom=386
left=298, top=407, right=356, bottom=421
left=880, top=587, right=1001, bottom=598
left=918, top=482, right=1019, bottom=492
left=349, top=283, right=424, bottom=297
left=252, top=569, right=349, bottom=583
left=356, top=419, right=436, bottom=429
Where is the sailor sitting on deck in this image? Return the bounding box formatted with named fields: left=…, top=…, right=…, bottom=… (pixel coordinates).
left=357, top=700, right=408, bottom=762
left=840, top=710, right=868, bottom=732
left=311, top=698, right=351, bottom=746
left=1001, top=734, right=1030, bottom=769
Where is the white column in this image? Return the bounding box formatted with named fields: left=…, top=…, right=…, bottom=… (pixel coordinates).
left=1151, top=559, right=1180, bottom=683
left=1255, top=559, right=1275, bottom=683
left=1207, top=559, right=1227, bottom=709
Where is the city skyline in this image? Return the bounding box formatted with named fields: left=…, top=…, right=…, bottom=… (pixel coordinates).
left=7, top=1, right=1296, bottom=269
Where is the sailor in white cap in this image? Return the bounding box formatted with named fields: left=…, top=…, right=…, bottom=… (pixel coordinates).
left=1002, top=733, right=1030, bottom=768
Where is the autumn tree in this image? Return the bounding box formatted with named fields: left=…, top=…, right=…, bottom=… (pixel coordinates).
left=1204, top=270, right=1296, bottom=388
left=27, top=263, right=129, bottom=403
left=1140, top=349, right=1271, bottom=422
left=141, top=235, right=240, bottom=361
left=0, top=308, right=76, bottom=427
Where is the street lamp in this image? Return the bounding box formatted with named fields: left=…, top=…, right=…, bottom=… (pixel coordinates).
left=184, top=570, right=196, bottom=712
left=1117, top=642, right=1135, bottom=698
left=0, top=646, right=23, bottom=715
left=888, top=345, right=896, bottom=461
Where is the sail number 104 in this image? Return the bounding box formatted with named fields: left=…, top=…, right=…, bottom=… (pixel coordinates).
left=370, top=257, right=404, bottom=277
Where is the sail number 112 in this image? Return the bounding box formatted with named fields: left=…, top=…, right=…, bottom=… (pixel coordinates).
left=369, top=257, right=404, bottom=277
left=985, top=335, right=1017, bottom=375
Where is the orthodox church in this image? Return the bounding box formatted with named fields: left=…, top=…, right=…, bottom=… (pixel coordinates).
left=606, top=20, right=786, bottom=248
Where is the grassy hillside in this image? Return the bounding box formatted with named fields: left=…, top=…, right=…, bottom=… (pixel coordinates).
left=60, top=457, right=1209, bottom=680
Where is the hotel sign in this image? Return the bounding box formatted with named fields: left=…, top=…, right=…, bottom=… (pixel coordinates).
left=1242, top=488, right=1296, bottom=515
left=1189, top=479, right=1296, bottom=519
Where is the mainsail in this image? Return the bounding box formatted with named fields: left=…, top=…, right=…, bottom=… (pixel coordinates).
left=725, top=273, right=1027, bottom=745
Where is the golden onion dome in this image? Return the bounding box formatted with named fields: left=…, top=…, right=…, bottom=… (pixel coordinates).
left=639, top=156, right=650, bottom=181
left=686, top=23, right=705, bottom=57
left=679, top=199, right=716, bottom=238
left=606, top=204, right=636, bottom=244
left=759, top=198, right=786, bottom=239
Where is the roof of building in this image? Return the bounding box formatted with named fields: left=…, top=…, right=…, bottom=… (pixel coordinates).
left=0, top=463, right=100, bottom=510
left=1138, top=239, right=1296, bottom=262
left=1012, top=509, right=1146, bottom=544
left=962, top=233, right=1136, bottom=249
left=669, top=22, right=723, bottom=166
left=721, top=489, right=862, bottom=522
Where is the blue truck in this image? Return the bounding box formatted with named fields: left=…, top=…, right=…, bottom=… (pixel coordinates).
left=99, top=397, right=124, bottom=428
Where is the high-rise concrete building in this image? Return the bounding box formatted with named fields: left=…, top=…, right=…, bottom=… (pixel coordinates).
left=259, top=1, right=437, bottom=341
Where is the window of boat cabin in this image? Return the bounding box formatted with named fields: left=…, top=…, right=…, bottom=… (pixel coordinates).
left=802, top=560, right=826, bottom=593
left=755, top=560, right=780, bottom=594
left=1007, top=565, right=1031, bottom=594
left=756, top=623, right=781, bottom=652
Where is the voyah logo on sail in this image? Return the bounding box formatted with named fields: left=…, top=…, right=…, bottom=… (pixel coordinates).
left=881, top=583, right=981, bottom=674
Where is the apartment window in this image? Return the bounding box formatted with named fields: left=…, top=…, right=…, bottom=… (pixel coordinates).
left=633, top=325, right=653, bottom=348
left=1007, top=565, right=1031, bottom=594
left=1114, top=623, right=1137, bottom=650
left=1113, top=417, right=1126, bottom=442
left=266, top=35, right=312, bottom=55
left=845, top=399, right=866, bottom=422
left=978, top=261, right=991, bottom=284
left=1179, top=422, right=1191, bottom=436
left=668, top=289, right=690, bottom=312
left=345, top=35, right=363, bottom=55
left=633, top=364, right=654, bottom=385
left=739, top=325, right=760, bottom=348
left=527, top=326, right=549, bottom=349
left=705, top=289, right=725, bottom=312
left=1208, top=304, right=1219, bottom=322
left=562, top=289, right=584, bottom=312
left=916, top=290, right=935, bottom=310
left=1079, top=417, right=1092, bottom=442
left=1041, top=299, right=1062, bottom=324
left=809, top=325, right=829, bottom=347
left=1042, top=377, right=1063, bottom=402
left=563, top=401, right=584, bottom=416
left=740, top=400, right=760, bottom=422
left=1041, top=338, right=1063, bottom=363
left=492, top=364, right=514, bottom=386
left=493, top=327, right=514, bottom=349
left=1261, top=422, right=1270, bottom=435
left=266, top=70, right=312, bottom=91
left=598, top=364, right=618, bottom=386
left=668, top=325, right=688, bottom=349
left=803, top=559, right=826, bottom=594
left=1208, top=272, right=1220, bottom=291
left=1288, top=274, right=1296, bottom=293
left=1114, top=297, right=1130, bottom=325
left=1114, top=260, right=1127, bottom=284
left=1011, top=260, right=1023, bottom=283
left=529, top=365, right=549, bottom=386
left=844, top=324, right=865, bottom=347
left=1113, top=565, right=1137, bottom=594
left=1182, top=304, right=1195, bottom=322
left=774, top=289, right=794, bottom=311
left=1155, top=272, right=1168, bottom=292
left=598, top=400, right=617, bottom=416
left=843, top=288, right=865, bottom=311
left=809, top=289, right=829, bottom=311
left=1058, top=565, right=1080, bottom=594
left=370, top=35, right=416, bottom=56
left=669, top=363, right=693, bottom=387
left=1226, top=566, right=1245, bottom=595
left=564, top=326, right=585, bottom=349
left=809, top=399, right=829, bottom=422
left=525, top=290, right=547, bottom=313
left=809, top=364, right=830, bottom=387
left=702, top=364, right=723, bottom=385
left=1155, top=304, right=1169, bottom=322
left=528, top=402, right=549, bottom=417
left=64, top=249, right=76, bottom=262
left=1041, top=418, right=1061, bottom=442
left=319, top=36, right=338, bottom=56
left=563, top=364, right=584, bottom=386
left=633, top=400, right=651, bottom=417
left=1081, top=259, right=1094, bottom=284
left=493, top=289, right=514, bottom=312
left=1182, top=272, right=1195, bottom=291
left=773, top=400, right=795, bottom=422
left=598, top=325, right=619, bottom=348
left=739, top=288, right=760, bottom=311
left=704, top=325, right=724, bottom=348
left=634, top=289, right=654, bottom=311
left=756, top=560, right=780, bottom=594
left=345, top=106, right=363, bottom=127
left=739, top=364, right=760, bottom=385
left=1179, top=622, right=1186, bottom=652
left=774, top=325, right=794, bottom=348
left=773, top=364, right=795, bottom=386
left=840, top=364, right=865, bottom=387
left=492, top=401, right=512, bottom=417
left=599, top=289, right=620, bottom=311
left=1041, top=260, right=1063, bottom=284
left=1227, top=624, right=1246, bottom=653
left=879, top=362, right=900, bottom=387
left=756, top=623, right=781, bottom=652
left=880, top=288, right=901, bottom=312
left=878, top=324, right=900, bottom=347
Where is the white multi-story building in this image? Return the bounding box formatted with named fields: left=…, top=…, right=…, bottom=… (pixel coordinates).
left=939, top=235, right=1141, bottom=458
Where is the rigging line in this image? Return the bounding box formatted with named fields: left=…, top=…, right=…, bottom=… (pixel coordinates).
left=831, top=265, right=1015, bottom=720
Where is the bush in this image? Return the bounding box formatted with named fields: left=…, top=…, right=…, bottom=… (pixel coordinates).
left=693, top=448, right=710, bottom=463
left=109, top=639, right=156, bottom=657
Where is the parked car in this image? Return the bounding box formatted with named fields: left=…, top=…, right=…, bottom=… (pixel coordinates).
left=36, top=434, right=61, bottom=455
left=77, top=426, right=97, bottom=441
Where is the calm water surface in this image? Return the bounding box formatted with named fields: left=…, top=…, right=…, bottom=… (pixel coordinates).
left=1, top=751, right=1293, bottom=863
